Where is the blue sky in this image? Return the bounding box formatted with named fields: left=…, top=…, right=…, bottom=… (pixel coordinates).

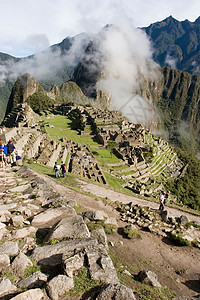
left=0, top=0, right=200, bottom=57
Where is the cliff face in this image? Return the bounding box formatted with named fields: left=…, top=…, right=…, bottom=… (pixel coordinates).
left=143, top=16, right=200, bottom=75
left=5, top=73, right=45, bottom=115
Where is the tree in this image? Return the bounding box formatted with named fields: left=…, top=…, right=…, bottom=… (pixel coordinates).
left=107, top=140, right=117, bottom=157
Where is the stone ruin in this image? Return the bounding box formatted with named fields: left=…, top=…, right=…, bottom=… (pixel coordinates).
left=66, top=140, right=107, bottom=184
left=0, top=104, right=185, bottom=196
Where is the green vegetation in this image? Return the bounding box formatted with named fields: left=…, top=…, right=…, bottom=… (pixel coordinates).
left=24, top=263, right=41, bottom=278
left=135, top=284, right=177, bottom=300
left=166, top=148, right=200, bottom=210
left=67, top=267, right=99, bottom=296
left=123, top=226, right=141, bottom=239
left=87, top=220, right=117, bottom=234
left=27, top=92, right=55, bottom=112
left=170, top=233, right=190, bottom=246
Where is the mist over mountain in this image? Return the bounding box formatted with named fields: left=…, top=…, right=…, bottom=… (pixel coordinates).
left=1, top=16, right=200, bottom=152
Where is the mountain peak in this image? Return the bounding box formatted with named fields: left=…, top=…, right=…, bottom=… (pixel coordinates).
left=195, top=16, right=200, bottom=24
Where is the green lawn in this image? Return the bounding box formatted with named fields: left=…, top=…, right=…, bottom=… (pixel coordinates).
left=90, top=148, right=122, bottom=166
left=43, top=115, right=99, bottom=146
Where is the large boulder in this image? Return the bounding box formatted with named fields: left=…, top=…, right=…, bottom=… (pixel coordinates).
left=31, top=238, right=98, bottom=266
left=86, top=283, right=136, bottom=299
left=86, top=245, right=119, bottom=284
left=31, top=206, right=76, bottom=228
left=90, top=227, right=108, bottom=249
left=0, top=241, right=18, bottom=256
left=46, top=275, right=74, bottom=300
left=44, top=215, right=90, bottom=242
left=0, top=277, right=17, bottom=297
left=17, top=271, right=48, bottom=289
left=11, top=253, right=33, bottom=277
left=63, top=252, right=85, bottom=277
left=62, top=244, right=119, bottom=284
left=83, top=210, right=109, bottom=221
left=10, top=288, right=45, bottom=300
left=179, top=215, right=189, bottom=226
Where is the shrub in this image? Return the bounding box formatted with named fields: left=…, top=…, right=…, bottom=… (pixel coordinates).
left=123, top=226, right=141, bottom=239
left=170, top=233, right=190, bottom=246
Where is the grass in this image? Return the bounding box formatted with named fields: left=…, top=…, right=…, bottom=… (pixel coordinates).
left=170, top=233, right=190, bottom=246
left=67, top=267, right=99, bottom=297
left=90, top=148, right=122, bottom=166
left=43, top=114, right=99, bottom=146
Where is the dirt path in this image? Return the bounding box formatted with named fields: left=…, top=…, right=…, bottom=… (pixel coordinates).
left=76, top=180, right=200, bottom=225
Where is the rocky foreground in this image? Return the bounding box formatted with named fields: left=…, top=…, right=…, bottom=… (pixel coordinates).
left=0, top=164, right=199, bottom=300
left=0, top=165, right=136, bottom=300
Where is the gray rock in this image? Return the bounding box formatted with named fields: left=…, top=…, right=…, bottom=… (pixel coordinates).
left=12, top=226, right=37, bottom=240
left=84, top=210, right=109, bottom=221
left=179, top=215, right=189, bottom=226
left=11, top=253, right=33, bottom=277
left=86, top=245, right=119, bottom=284
left=46, top=275, right=74, bottom=300
left=0, top=241, right=18, bottom=256
left=10, top=288, right=45, bottom=299
left=45, top=215, right=90, bottom=242
left=137, top=270, right=161, bottom=288
left=31, top=238, right=98, bottom=266
left=87, top=283, right=136, bottom=300
left=104, top=217, right=118, bottom=226
left=0, top=254, right=10, bottom=272
left=11, top=215, right=25, bottom=227
left=90, top=227, right=108, bottom=249
left=18, top=271, right=48, bottom=289
left=31, top=206, right=76, bottom=228
left=63, top=252, right=85, bottom=277
left=0, top=277, right=17, bottom=297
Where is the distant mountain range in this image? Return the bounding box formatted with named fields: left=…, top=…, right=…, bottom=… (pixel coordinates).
left=1, top=16, right=200, bottom=152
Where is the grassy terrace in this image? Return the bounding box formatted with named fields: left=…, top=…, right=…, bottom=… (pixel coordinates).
left=43, top=115, right=99, bottom=146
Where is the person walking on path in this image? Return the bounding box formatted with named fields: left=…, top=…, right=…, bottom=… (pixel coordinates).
left=159, top=191, right=166, bottom=211
left=61, top=162, right=67, bottom=178
left=54, top=162, right=61, bottom=178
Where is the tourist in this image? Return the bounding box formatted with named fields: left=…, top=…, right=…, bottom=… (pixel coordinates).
left=7, top=139, right=15, bottom=164
left=61, top=162, right=67, bottom=178
left=159, top=191, right=166, bottom=211
left=0, top=148, right=6, bottom=167
left=53, top=162, right=61, bottom=178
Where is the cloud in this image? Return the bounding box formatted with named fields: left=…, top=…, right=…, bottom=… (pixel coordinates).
left=24, top=34, right=50, bottom=54
left=0, top=33, right=91, bottom=83
left=96, top=19, right=159, bottom=127
left=0, top=0, right=200, bottom=57
left=165, top=54, right=177, bottom=69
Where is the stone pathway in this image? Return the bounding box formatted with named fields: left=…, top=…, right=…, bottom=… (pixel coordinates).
left=76, top=180, right=200, bottom=225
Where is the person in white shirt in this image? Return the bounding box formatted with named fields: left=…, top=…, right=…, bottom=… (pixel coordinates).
left=159, top=191, right=166, bottom=211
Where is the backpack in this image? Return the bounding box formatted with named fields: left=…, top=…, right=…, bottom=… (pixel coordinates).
left=63, top=165, right=67, bottom=171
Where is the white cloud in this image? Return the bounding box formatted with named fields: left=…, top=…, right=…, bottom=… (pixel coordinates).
left=96, top=19, right=159, bottom=127
left=165, top=54, right=177, bottom=69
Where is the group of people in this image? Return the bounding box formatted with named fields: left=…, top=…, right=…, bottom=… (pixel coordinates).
left=0, top=138, right=21, bottom=166
left=53, top=161, right=67, bottom=178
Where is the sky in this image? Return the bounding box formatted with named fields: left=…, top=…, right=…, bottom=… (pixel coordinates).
left=0, top=0, right=200, bottom=58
